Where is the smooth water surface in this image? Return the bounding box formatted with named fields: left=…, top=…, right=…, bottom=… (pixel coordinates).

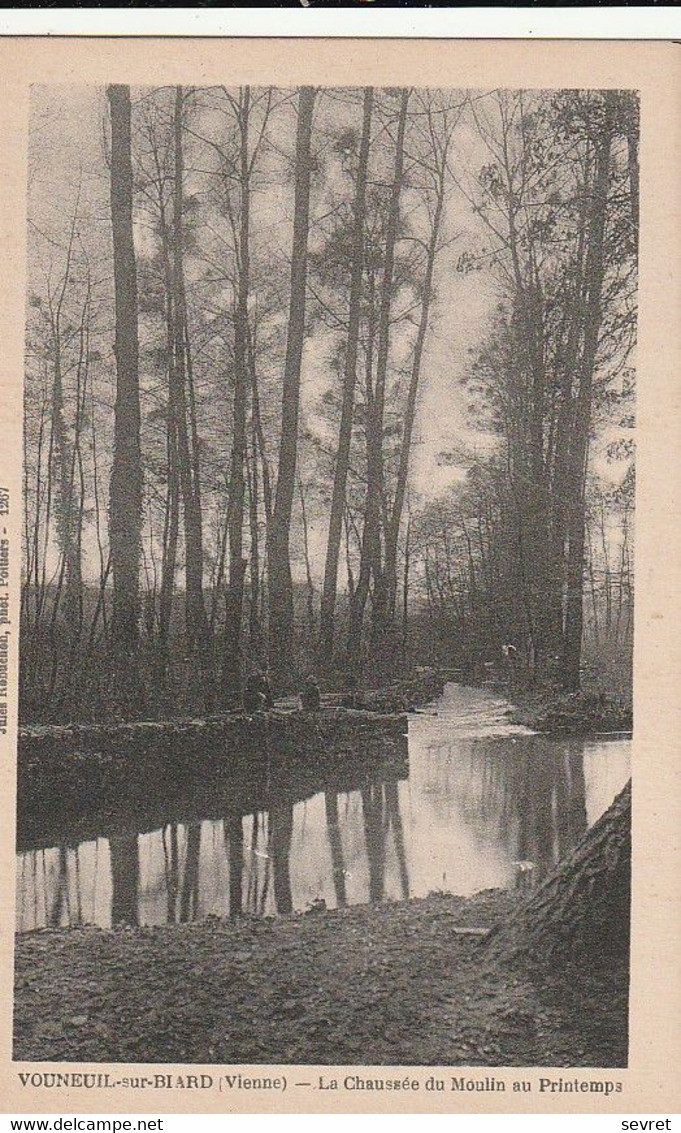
left=16, top=683, right=631, bottom=931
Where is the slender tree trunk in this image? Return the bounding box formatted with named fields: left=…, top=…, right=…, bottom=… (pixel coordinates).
left=246, top=425, right=263, bottom=659
left=46, top=216, right=86, bottom=665
left=107, top=84, right=143, bottom=658
left=158, top=199, right=181, bottom=653
left=247, top=325, right=273, bottom=527
left=346, top=303, right=377, bottom=674
left=586, top=518, right=600, bottom=648
left=210, top=502, right=230, bottom=635
left=172, top=86, right=209, bottom=654
left=384, top=150, right=445, bottom=620
left=247, top=327, right=273, bottom=657
left=49, top=321, right=80, bottom=642
left=70, top=297, right=90, bottom=648
left=368, top=89, right=409, bottom=651
left=562, top=96, right=615, bottom=690
left=267, top=86, right=315, bottom=681
left=540, top=155, right=594, bottom=674
left=298, top=476, right=316, bottom=641
left=158, top=418, right=180, bottom=651
left=344, top=508, right=356, bottom=602
left=223, top=86, right=252, bottom=701
left=624, top=96, right=639, bottom=234
left=401, top=512, right=411, bottom=660
left=318, top=87, right=373, bottom=666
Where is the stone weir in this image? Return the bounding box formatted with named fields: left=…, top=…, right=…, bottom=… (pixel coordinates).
left=17, top=707, right=410, bottom=853
left=17, top=667, right=445, bottom=751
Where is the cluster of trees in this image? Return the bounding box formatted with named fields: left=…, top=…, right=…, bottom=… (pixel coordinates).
left=410, top=91, right=637, bottom=690
left=21, top=84, right=637, bottom=722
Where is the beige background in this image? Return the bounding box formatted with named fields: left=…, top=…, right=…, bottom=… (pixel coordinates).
left=0, top=36, right=679, bottom=1115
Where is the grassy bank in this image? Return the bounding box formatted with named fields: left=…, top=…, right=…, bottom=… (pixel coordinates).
left=507, top=688, right=633, bottom=736
left=14, top=890, right=627, bottom=1067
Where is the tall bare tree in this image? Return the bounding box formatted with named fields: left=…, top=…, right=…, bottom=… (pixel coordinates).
left=383, top=94, right=456, bottom=623
left=172, top=87, right=210, bottom=654
left=223, top=86, right=252, bottom=699
left=318, top=87, right=373, bottom=667
left=267, top=86, right=316, bottom=679
left=107, top=84, right=143, bottom=657
left=562, top=92, right=617, bottom=688
left=347, top=88, right=409, bottom=670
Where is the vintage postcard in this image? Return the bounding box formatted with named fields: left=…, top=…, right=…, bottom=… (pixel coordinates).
left=0, top=35, right=679, bottom=1115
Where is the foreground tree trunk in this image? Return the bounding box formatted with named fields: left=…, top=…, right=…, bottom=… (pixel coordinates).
left=107, top=84, right=143, bottom=657
left=267, top=86, right=315, bottom=680
left=485, top=779, right=631, bottom=964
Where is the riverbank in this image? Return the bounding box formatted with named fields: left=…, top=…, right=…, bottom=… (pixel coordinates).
left=14, top=889, right=628, bottom=1067
left=507, top=688, right=633, bottom=736
left=17, top=708, right=409, bottom=854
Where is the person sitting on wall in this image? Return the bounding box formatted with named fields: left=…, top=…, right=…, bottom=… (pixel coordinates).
left=244, top=667, right=275, bottom=710
left=341, top=671, right=363, bottom=710
left=301, top=675, right=321, bottom=711
left=243, top=670, right=268, bottom=714
left=259, top=667, right=275, bottom=708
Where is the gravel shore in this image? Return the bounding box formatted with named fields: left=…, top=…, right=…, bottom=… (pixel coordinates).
left=14, top=890, right=628, bottom=1068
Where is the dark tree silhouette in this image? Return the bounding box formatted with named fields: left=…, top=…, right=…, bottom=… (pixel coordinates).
left=107, top=84, right=143, bottom=657
left=319, top=87, right=373, bottom=666
left=268, top=86, right=316, bottom=681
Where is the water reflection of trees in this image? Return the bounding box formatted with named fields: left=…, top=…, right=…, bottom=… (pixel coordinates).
left=325, top=792, right=347, bottom=907
left=270, top=801, right=294, bottom=914
left=360, top=778, right=410, bottom=903
left=23, top=843, right=83, bottom=929
left=110, top=834, right=140, bottom=926
left=17, top=773, right=411, bottom=930
left=249, top=813, right=268, bottom=915
left=426, top=736, right=589, bottom=885
left=17, top=735, right=599, bottom=931
left=161, top=822, right=179, bottom=922
left=179, top=823, right=201, bottom=923
left=50, top=845, right=71, bottom=927
left=225, top=814, right=243, bottom=918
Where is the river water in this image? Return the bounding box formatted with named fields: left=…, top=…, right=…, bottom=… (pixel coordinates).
left=16, top=683, right=631, bottom=932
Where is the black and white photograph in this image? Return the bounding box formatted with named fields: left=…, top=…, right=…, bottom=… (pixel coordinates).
left=13, top=77, right=636, bottom=1074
